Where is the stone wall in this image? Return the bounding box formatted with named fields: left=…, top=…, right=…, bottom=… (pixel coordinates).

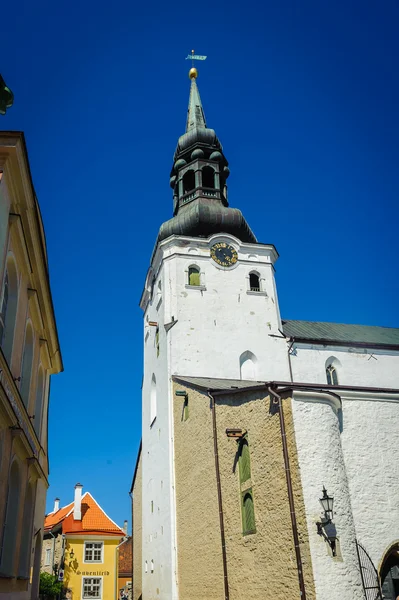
left=173, top=380, right=316, bottom=600
left=41, top=532, right=63, bottom=574
left=132, top=451, right=142, bottom=600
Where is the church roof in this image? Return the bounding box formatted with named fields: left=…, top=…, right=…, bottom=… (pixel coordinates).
left=282, top=320, right=399, bottom=348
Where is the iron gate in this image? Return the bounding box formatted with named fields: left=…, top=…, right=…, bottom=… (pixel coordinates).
left=356, top=540, right=383, bottom=600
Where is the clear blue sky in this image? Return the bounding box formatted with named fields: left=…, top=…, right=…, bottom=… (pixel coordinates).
left=2, top=0, right=398, bottom=528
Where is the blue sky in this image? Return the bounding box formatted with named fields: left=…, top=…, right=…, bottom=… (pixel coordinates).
left=2, top=0, right=398, bottom=528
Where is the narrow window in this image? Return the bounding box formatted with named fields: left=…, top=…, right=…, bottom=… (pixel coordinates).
left=0, top=460, right=21, bottom=574
left=150, top=375, right=157, bottom=426
left=20, top=323, right=34, bottom=408
left=1, top=259, right=19, bottom=363
left=202, top=166, right=215, bottom=189
left=151, top=500, right=154, bottom=513
left=155, top=326, right=160, bottom=357
left=239, top=351, right=257, bottom=380
left=145, top=561, right=148, bottom=573
left=0, top=272, right=9, bottom=344
left=151, top=559, right=154, bottom=573
left=34, top=368, right=45, bottom=437
left=183, top=170, right=195, bottom=194
left=44, top=548, right=51, bottom=566
left=239, top=439, right=251, bottom=484
left=249, top=272, right=260, bottom=292
left=188, top=266, right=200, bottom=286
left=242, top=491, right=256, bottom=534
left=326, top=365, right=338, bottom=386
left=18, top=482, right=35, bottom=577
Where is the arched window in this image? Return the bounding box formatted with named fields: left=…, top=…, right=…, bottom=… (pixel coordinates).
left=325, top=357, right=340, bottom=386
left=202, top=166, right=215, bottom=189
left=239, top=351, right=257, bottom=380
left=242, top=492, right=256, bottom=534
left=249, top=272, right=260, bottom=292
left=1, top=257, right=19, bottom=363
left=18, top=481, right=35, bottom=577
left=20, top=323, right=34, bottom=408
left=34, top=367, right=45, bottom=437
left=0, top=460, right=22, bottom=575
left=188, top=266, right=200, bottom=287
left=183, top=170, right=195, bottom=194
left=150, top=375, right=157, bottom=426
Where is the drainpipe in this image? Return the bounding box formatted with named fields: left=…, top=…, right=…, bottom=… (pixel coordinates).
left=208, top=391, right=229, bottom=600
left=268, top=386, right=307, bottom=600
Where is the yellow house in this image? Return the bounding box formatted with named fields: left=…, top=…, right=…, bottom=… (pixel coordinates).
left=43, top=484, right=125, bottom=600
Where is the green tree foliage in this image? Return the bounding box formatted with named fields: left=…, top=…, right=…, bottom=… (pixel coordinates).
left=39, top=572, right=63, bottom=598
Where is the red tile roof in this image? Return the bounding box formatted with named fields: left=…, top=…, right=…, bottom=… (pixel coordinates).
left=118, top=537, right=132, bottom=576
left=44, top=492, right=124, bottom=537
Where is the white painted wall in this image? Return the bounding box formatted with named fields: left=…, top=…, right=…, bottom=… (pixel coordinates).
left=291, top=345, right=399, bottom=595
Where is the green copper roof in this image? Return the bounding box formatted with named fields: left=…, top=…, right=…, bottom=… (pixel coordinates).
left=282, top=320, right=399, bottom=347
left=186, top=77, right=206, bottom=131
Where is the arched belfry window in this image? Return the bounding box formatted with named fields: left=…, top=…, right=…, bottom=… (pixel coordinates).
left=239, top=351, right=257, bottom=380
left=188, top=266, right=200, bottom=287
left=249, top=272, right=260, bottom=292
left=239, top=439, right=251, bottom=484
left=0, top=257, right=19, bottom=363
left=0, top=460, right=22, bottom=575
left=202, top=166, right=215, bottom=189
left=183, top=170, right=195, bottom=194
left=326, top=364, right=338, bottom=386
left=20, top=323, right=34, bottom=408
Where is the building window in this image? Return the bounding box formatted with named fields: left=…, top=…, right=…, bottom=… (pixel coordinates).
left=239, top=350, right=257, bottom=380
left=84, top=542, right=103, bottom=563
left=238, top=437, right=256, bottom=535
left=0, top=460, right=22, bottom=574
left=151, top=559, right=154, bottom=573
left=150, top=375, right=157, bottom=426
left=155, top=326, right=160, bottom=357
left=20, top=322, right=34, bottom=408
left=82, top=577, right=102, bottom=599
left=326, top=364, right=338, bottom=386
left=44, top=548, right=51, bottom=566
left=249, top=272, right=260, bottom=292
left=0, top=258, right=19, bottom=364
left=18, top=482, right=35, bottom=577
left=145, top=560, right=148, bottom=573
left=202, top=166, right=215, bottom=189
left=34, top=368, right=45, bottom=437
left=183, top=170, right=195, bottom=194
left=188, top=266, right=200, bottom=286
left=0, top=272, right=9, bottom=344
left=242, top=490, right=256, bottom=534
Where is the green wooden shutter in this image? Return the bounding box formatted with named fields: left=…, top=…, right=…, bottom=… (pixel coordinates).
left=242, top=490, right=256, bottom=534
left=189, top=269, right=200, bottom=286
left=239, top=440, right=251, bottom=484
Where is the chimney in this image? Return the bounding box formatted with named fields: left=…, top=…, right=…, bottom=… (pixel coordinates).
left=54, top=498, right=60, bottom=512
left=74, top=483, right=83, bottom=521
left=123, top=520, right=128, bottom=535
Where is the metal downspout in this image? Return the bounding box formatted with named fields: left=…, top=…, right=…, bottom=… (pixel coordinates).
left=208, top=391, right=229, bottom=600
left=268, top=386, right=307, bottom=600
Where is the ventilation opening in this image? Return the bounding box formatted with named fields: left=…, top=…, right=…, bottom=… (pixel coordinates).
left=183, top=170, right=195, bottom=194
left=249, top=273, right=260, bottom=292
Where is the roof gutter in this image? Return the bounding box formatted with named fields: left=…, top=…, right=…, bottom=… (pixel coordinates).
left=288, top=336, right=399, bottom=352
left=210, top=380, right=399, bottom=397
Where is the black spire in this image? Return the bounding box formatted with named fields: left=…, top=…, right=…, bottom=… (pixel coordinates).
left=157, top=69, right=256, bottom=244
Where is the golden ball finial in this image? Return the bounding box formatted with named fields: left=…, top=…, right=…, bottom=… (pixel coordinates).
left=189, top=67, right=198, bottom=79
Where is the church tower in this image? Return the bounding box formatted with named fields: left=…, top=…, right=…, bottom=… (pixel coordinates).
left=137, top=67, right=292, bottom=600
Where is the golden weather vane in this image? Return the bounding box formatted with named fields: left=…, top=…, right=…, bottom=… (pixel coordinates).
left=185, top=49, right=207, bottom=79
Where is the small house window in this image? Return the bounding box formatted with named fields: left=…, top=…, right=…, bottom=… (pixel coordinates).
left=249, top=272, right=260, bottom=292
left=188, top=266, right=200, bottom=287
left=44, top=548, right=51, bottom=566
left=82, top=577, right=101, bottom=599
left=84, top=542, right=103, bottom=563
left=326, top=365, right=338, bottom=386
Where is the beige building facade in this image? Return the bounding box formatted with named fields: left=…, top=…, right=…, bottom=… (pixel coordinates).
left=0, top=132, right=63, bottom=600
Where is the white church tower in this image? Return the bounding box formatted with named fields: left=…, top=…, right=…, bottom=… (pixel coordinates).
left=138, top=67, right=291, bottom=599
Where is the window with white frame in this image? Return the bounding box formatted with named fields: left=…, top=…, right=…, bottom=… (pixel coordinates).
left=84, top=542, right=103, bottom=563
left=82, top=577, right=102, bottom=599
left=44, top=548, right=51, bottom=566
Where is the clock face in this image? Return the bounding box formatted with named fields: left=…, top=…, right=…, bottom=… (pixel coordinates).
left=210, top=242, right=238, bottom=267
